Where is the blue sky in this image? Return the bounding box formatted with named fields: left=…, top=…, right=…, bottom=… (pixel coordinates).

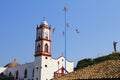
left=0, top=0, right=120, bottom=66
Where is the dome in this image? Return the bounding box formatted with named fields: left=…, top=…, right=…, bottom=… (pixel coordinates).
left=41, top=20, right=48, bottom=26
left=4, top=60, right=20, bottom=68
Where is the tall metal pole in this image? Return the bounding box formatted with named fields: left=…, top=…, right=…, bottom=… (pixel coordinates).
left=64, top=6, right=67, bottom=74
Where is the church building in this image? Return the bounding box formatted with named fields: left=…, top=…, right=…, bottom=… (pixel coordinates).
left=0, top=20, right=74, bottom=80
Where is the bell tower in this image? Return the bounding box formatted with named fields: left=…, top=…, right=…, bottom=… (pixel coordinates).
left=34, top=20, right=53, bottom=80
left=34, top=20, right=51, bottom=57
left=34, top=19, right=73, bottom=80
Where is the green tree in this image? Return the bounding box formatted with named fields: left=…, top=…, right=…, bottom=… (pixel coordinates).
left=75, top=53, right=120, bottom=70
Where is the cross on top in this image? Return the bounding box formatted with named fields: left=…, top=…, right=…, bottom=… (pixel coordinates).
left=43, top=17, right=46, bottom=21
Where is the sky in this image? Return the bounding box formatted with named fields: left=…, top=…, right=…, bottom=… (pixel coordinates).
left=0, top=0, right=120, bottom=67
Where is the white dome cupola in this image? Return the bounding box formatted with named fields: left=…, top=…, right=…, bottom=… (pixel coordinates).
left=40, top=20, right=48, bottom=26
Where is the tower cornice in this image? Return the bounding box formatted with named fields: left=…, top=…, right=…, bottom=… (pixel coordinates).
left=37, top=26, right=51, bottom=30
left=34, top=53, right=51, bottom=57
left=36, top=38, right=51, bottom=42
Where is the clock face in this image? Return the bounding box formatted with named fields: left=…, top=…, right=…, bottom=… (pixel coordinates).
left=45, top=31, right=48, bottom=39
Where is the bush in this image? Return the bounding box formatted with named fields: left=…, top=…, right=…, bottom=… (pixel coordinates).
left=0, top=75, right=15, bottom=80
left=75, top=53, right=120, bottom=70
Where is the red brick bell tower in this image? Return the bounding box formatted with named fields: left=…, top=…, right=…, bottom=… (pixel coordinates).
left=34, top=20, right=51, bottom=57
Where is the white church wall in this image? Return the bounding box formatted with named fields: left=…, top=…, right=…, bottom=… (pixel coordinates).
left=0, top=67, right=6, bottom=74
left=40, top=56, right=52, bottom=80
left=34, top=56, right=42, bottom=80
left=40, top=56, right=74, bottom=80
left=6, top=62, right=34, bottom=80
left=52, top=56, right=74, bottom=73
left=66, top=59, right=74, bottom=72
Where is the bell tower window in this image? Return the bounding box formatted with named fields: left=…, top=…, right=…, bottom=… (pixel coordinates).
left=45, top=31, right=48, bottom=39
left=37, top=30, right=41, bottom=39
left=37, top=44, right=41, bottom=52
left=45, top=44, right=48, bottom=53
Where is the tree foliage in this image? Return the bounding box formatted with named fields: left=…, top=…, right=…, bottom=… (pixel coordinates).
left=75, top=53, right=120, bottom=70
left=0, top=74, right=15, bottom=80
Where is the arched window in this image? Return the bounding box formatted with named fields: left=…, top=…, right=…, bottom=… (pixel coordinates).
left=16, top=70, right=19, bottom=79
left=45, top=31, right=48, bottom=39
left=37, top=44, right=41, bottom=51
left=37, top=31, right=41, bottom=39
left=32, top=68, right=34, bottom=77
left=24, top=69, right=27, bottom=78
left=9, top=72, right=12, bottom=76
left=45, top=44, right=48, bottom=53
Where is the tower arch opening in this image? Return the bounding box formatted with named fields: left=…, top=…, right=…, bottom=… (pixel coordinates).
left=45, top=43, right=48, bottom=53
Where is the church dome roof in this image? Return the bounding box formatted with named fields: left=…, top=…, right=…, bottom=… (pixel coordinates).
left=41, top=20, right=48, bottom=26
left=4, top=60, right=20, bottom=68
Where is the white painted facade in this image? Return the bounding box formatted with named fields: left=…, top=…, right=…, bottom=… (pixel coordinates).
left=0, top=20, right=74, bottom=80
left=0, top=67, right=6, bottom=74
left=5, top=62, right=34, bottom=80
